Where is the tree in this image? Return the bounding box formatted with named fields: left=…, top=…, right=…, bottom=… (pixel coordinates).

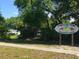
left=0, top=13, right=7, bottom=39
left=14, top=0, right=79, bottom=23
left=0, top=13, right=4, bottom=23
left=14, top=0, right=79, bottom=40
left=5, top=17, right=24, bottom=30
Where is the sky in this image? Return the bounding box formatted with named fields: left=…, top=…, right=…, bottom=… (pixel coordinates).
left=0, top=0, right=19, bottom=18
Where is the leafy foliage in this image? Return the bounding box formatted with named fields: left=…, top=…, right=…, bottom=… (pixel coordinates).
left=14, top=0, right=79, bottom=40
left=5, top=17, right=24, bottom=29
left=0, top=13, right=7, bottom=38
left=0, top=0, right=79, bottom=43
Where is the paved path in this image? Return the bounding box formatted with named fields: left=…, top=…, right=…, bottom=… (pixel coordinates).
left=0, top=42, right=79, bottom=56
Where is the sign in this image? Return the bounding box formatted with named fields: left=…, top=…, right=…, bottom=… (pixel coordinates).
left=55, top=24, right=78, bottom=34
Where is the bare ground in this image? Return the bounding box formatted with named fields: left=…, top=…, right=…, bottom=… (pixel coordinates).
left=0, top=42, right=79, bottom=56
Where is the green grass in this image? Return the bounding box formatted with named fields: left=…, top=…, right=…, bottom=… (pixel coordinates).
left=9, top=35, right=18, bottom=39
left=0, top=46, right=78, bottom=59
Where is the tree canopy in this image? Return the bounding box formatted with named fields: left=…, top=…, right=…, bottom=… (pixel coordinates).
left=5, top=17, right=24, bottom=29
left=14, top=0, right=79, bottom=40
left=0, top=13, right=4, bottom=23
left=14, top=0, right=79, bottom=23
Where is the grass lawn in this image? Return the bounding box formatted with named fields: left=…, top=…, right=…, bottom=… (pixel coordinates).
left=0, top=46, right=78, bottom=59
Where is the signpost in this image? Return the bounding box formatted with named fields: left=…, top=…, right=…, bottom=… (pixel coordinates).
left=55, top=24, right=78, bottom=46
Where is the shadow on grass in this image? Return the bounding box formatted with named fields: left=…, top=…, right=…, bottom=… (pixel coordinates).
left=0, top=38, right=79, bottom=47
